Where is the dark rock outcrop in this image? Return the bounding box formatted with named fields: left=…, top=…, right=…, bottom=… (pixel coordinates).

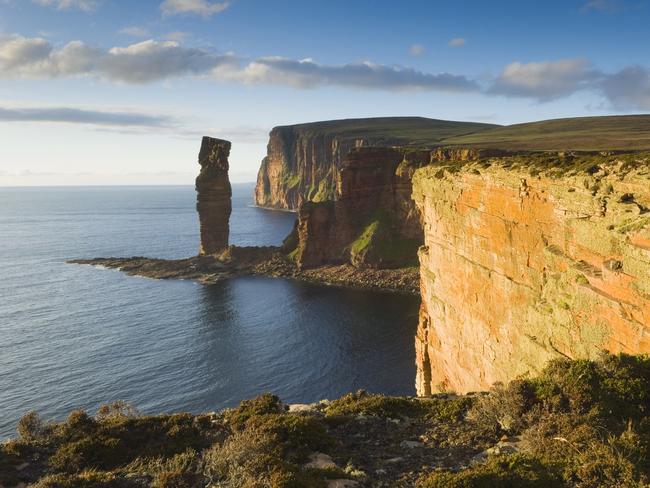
left=196, top=137, right=232, bottom=255
left=290, top=147, right=430, bottom=269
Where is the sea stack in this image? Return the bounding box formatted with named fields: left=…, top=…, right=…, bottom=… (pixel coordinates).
left=196, top=137, right=232, bottom=255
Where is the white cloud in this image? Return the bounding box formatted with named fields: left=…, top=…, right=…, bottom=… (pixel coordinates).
left=490, top=58, right=599, bottom=100
left=0, top=36, right=101, bottom=77
left=0, top=35, right=231, bottom=83
left=32, top=0, right=99, bottom=12
left=217, top=56, right=479, bottom=92
left=600, top=66, right=650, bottom=110
left=101, top=40, right=229, bottom=83
left=448, top=38, right=466, bottom=47
left=409, top=44, right=425, bottom=56
left=119, top=26, right=150, bottom=38
left=160, top=0, right=229, bottom=18
left=0, top=34, right=478, bottom=92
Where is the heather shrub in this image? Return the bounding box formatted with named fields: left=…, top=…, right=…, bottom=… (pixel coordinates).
left=224, top=393, right=284, bottom=430
left=202, top=428, right=326, bottom=488
left=416, top=454, right=562, bottom=487
left=466, top=380, right=534, bottom=435
left=17, top=410, right=46, bottom=441
left=95, top=401, right=140, bottom=423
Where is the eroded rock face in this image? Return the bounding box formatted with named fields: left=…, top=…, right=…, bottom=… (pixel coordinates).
left=292, top=147, right=428, bottom=269
left=253, top=117, right=497, bottom=210
left=196, top=137, right=232, bottom=255
left=254, top=125, right=382, bottom=210
left=413, top=156, right=650, bottom=394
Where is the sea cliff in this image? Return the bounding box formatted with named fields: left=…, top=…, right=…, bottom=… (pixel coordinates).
left=253, top=117, right=497, bottom=210
left=413, top=153, right=650, bottom=394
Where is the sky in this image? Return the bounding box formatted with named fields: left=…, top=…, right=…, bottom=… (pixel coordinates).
left=0, top=0, right=649, bottom=185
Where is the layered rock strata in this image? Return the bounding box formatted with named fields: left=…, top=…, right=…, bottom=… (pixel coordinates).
left=413, top=154, right=650, bottom=394
left=196, top=137, right=232, bottom=255
left=254, top=118, right=497, bottom=210
left=291, top=147, right=430, bottom=269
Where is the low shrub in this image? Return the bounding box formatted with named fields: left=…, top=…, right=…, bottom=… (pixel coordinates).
left=202, top=428, right=326, bottom=488
left=244, top=413, right=333, bottom=460
left=224, top=393, right=284, bottom=430
left=416, top=454, right=563, bottom=488
left=17, top=410, right=47, bottom=441
left=325, top=390, right=421, bottom=418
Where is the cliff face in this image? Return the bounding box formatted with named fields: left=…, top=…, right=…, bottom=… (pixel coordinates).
left=254, top=118, right=499, bottom=210
left=413, top=154, right=650, bottom=394
left=196, top=137, right=232, bottom=255
left=291, top=147, right=429, bottom=269
left=255, top=126, right=400, bottom=210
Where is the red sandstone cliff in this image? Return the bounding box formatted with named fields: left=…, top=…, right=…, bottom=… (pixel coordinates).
left=196, top=137, right=232, bottom=255
left=412, top=154, right=650, bottom=394
left=289, top=147, right=430, bottom=269
left=254, top=118, right=498, bottom=210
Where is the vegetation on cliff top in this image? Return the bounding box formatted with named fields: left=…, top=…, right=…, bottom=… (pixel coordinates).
left=349, top=211, right=421, bottom=269
left=274, top=117, right=499, bottom=148
left=3, top=353, right=650, bottom=487
left=441, top=114, right=650, bottom=152
left=273, top=115, right=650, bottom=153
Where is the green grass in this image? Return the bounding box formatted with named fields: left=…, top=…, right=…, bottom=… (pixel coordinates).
left=274, top=117, right=499, bottom=148
left=441, top=114, right=650, bottom=151
left=274, top=115, right=650, bottom=153
left=349, top=212, right=422, bottom=267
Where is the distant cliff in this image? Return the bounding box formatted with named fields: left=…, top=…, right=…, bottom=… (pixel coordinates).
left=413, top=153, right=650, bottom=394
left=254, top=117, right=498, bottom=210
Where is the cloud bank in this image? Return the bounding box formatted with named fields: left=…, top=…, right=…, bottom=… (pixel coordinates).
left=217, top=56, right=479, bottom=92
left=1, top=34, right=650, bottom=109
left=490, top=58, right=599, bottom=101
left=0, top=36, right=233, bottom=83
left=0, top=35, right=479, bottom=92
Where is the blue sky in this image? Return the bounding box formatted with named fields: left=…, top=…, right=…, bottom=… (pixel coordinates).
left=1, top=0, right=649, bottom=185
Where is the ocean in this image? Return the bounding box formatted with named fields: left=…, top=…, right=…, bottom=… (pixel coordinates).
left=0, top=183, right=419, bottom=438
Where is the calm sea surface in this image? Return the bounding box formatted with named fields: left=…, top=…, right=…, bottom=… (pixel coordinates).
left=0, top=184, right=419, bottom=438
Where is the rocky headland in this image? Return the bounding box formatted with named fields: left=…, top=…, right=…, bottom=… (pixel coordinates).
left=70, top=251, right=419, bottom=295
left=72, top=116, right=650, bottom=392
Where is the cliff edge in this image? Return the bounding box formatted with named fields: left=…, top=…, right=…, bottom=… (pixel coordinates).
left=254, top=117, right=497, bottom=210
left=413, top=153, right=650, bottom=394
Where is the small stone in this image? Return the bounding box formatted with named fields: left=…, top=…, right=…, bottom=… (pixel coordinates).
left=385, top=457, right=404, bottom=464
left=16, top=462, right=29, bottom=471
left=288, top=403, right=317, bottom=413
left=400, top=440, right=424, bottom=449
left=304, top=452, right=338, bottom=470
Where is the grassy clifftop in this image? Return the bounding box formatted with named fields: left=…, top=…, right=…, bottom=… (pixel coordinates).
left=440, top=114, right=650, bottom=152
left=272, top=117, right=500, bottom=147
left=271, top=114, right=650, bottom=152
left=3, top=354, right=650, bottom=487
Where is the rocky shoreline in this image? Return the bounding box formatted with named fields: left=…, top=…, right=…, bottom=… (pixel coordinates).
left=69, top=246, right=419, bottom=295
